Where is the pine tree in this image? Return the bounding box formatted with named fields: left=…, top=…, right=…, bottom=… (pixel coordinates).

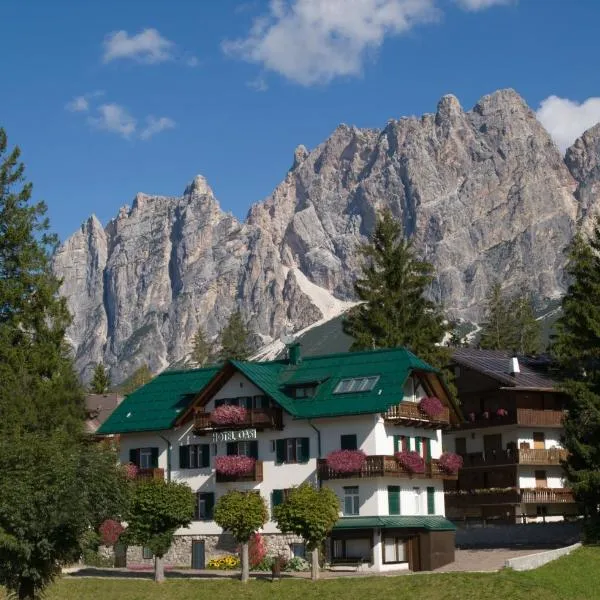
left=511, top=293, right=541, bottom=355
left=191, top=325, right=212, bottom=366
left=90, top=363, right=111, bottom=394
left=552, top=227, right=600, bottom=538
left=118, top=364, right=153, bottom=395
left=342, top=209, right=450, bottom=369
left=218, top=310, right=251, bottom=361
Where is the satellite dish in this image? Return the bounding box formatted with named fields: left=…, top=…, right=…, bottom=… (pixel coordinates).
left=279, top=325, right=295, bottom=346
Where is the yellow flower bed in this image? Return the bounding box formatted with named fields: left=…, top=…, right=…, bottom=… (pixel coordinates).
left=206, top=555, right=240, bottom=570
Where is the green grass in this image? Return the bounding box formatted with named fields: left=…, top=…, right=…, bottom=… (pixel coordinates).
left=3, top=547, right=599, bottom=600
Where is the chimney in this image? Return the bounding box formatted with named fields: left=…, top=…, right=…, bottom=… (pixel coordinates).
left=509, top=356, right=520, bottom=377
left=288, top=342, right=302, bottom=366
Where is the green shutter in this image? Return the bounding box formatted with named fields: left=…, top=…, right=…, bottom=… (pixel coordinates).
left=150, top=447, right=159, bottom=468
left=427, top=487, right=435, bottom=515
left=415, top=437, right=422, bottom=454
left=249, top=441, right=259, bottom=460
left=341, top=434, right=357, bottom=450
left=388, top=486, right=401, bottom=515
left=299, top=438, right=310, bottom=463
left=226, top=442, right=237, bottom=456
left=179, top=445, right=189, bottom=469
left=201, top=444, right=210, bottom=468
left=129, top=448, right=138, bottom=466
left=205, top=493, right=215, bottom=520
left=275, top=439, right=285, bottom=464
left=272, top=489, right=284, bottom=509
left=393, top=435, right=401, bottom=453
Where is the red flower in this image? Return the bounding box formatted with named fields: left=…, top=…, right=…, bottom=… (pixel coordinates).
left=326, top=450, right=367, bottom=473
left=210, top=404, right=248, bottom=426
left=123, top=462, right=138, bottom=480
left=215, top=455, right=255, bottom=476
left=249, top=533, right=266, bottom=568
left=99, top=519, right=124, bottom=546
left=438, top=452, right=463, bottom=474
left=418, top=396, right=444, bottom=418
left=395, top=451, right=426, bottom=474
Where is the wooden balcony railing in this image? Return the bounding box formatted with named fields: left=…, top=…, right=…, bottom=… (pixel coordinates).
left=457, top=408, right=565, bottom=430
left=317, top=456, right=457, bottom=481
left=459, top=448, right=568, bottom=468
left=384, top=402, right=450, bottom=428
left=445, top=487, right=576, bottom=508
left=521, top=488, right=575, bottom=504
left=136, top=468, right=165, bottom=481
left=194, top=407, right=283, bottom=434
left=516, top=409, right=564, bottom=427
left=216, top=460, right=263, bottom=483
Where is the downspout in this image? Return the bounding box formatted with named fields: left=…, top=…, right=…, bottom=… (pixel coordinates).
left=308, top=419, right=322, bottom=488
left=159, top=434, right=172, bottom=482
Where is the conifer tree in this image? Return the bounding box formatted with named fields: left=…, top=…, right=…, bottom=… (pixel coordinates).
left=512, top=293, right=541, bottom=355
left=552, top=227, right=600, bottom=538
left=191, top=325, right=212, bottom=366
left=90, top=363, right=111, bottom=394
left=218, top=310, right=251, bottom=361
left=342, top=209, right=450, bottom=369
left=118, top=364, right=153, bottom=395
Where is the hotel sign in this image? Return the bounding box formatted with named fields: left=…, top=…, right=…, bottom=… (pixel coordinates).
left=212, top=428, right=257, bottom=443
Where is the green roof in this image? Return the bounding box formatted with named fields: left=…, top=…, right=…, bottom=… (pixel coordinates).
left=97, top=367, right=219, bottom=434
left=333, top=516, right=456, bottom=531
left=99, top=347, right=447, bottom=434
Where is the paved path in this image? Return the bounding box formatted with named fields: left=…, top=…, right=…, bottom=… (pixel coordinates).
left=435, top=548, right=546, bottom=572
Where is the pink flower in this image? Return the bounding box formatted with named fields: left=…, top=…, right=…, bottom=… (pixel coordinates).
left=123, top=462, right=138, bottom=480
left=418, top=396, right=445, bottom=418
left=438, top=452, right=463, bottom=474
left=215, top=455, right=255, bottom=476
left=210, top=404, right=248, bottom=426
left=99, top=519, right=124, bottom=546
left=496, top=408, right=508, bottom=417
left=326, top=450, right=367, bottom=473
left=395, top=451, right=426, bottom=474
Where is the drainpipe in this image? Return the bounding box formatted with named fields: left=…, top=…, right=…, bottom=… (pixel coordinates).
left=308, top=419, right=322, bottom=488
left=159, top=434, right=172, bottom=482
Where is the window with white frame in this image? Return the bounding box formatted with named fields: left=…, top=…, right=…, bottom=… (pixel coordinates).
left=383, top=537, right=407, bottom=563
left=343, top=486, right=360, bottom=516
left=413, top=486, right=422, bottom=515
left=333, top=376, right=379, bottom=394
left=139, top=448, right=153, bottom=469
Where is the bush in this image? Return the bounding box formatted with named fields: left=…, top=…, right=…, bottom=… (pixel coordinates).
left=99, top=519, right=124, bottom=546
left=251, top=556, right=274, bottom=571
left=82, top=549, right=114, bottom=568
left=285, top=556, right=310, bottom=572
left=325, top=449, right=366, bottom=473
left=206, top=555, right=240, bottom=570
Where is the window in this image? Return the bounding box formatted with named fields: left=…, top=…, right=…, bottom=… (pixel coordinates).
left=142, top=547, right=153, bottom=560
left=179, top=444, right=210, bottom=469
left=427, top=487, right=435, bottom=515
left=340, top=434, right=357, bottom=450
left=333, top=538, right=370, bottom=560
left=455, top=437, right=467, bottom=455
left=275, top=438, right=309, bottom=464
left=413, top=487, right=422, bottom=515
left=388, top=486, right=401, bottom=515
left=130, top=447, right=158, bottom=469
left=226, top=441, right=258, bottom=459
left=343, top=486, right=360, bottom=516
left=393, top=435, right=409, bottom=453
left=292, top=386, right=316, bottom=398
left=403, top=377, right=415, bottom=402
left=290, top=543, right=305, bottom=558
left=333, top=376, right=379, bottom=394
left=196, top=492, right=215, bottom=520
left=383, top=537, right=406, bottom=563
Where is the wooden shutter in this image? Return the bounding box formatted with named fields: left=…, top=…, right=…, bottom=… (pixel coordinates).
left=205, top=493, right=215, bottom=520
left=341, top=434, right=357, bottom=450
left=388, top=486, right=401, bottom=515
left=150, top=447, right=159, bottom=468
left=275, top=439, right=286, bottom=464
left=129, top=448, right=139, bottom=466
left=226, top=442, right=237, bottom=456
left=299, top=438, right=310, bottom=463
left=401, top=436, right=409, bottom=452
left=424, top=438, right=431, bottom=462
left=249, top=441, right=259, bottom=460
left=201, top=444, right=210, bottom=468
left=179, top=445, right=189, bottom=469
left=427, top=487, right=435, bottom=515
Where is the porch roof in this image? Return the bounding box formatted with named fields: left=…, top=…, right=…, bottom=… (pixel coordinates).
left=332, top=516, right=456, bottom=531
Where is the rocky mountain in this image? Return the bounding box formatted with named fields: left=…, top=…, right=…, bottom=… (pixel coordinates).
left=53, top=89, right=600, bottom=384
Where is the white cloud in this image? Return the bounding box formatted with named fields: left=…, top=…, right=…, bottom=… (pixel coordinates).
left=536, top=95, right=600, bottom=153
left=139, top=116, right=176, bottom=140
left=103, top=28, right=174, bottom=64
left=185, top=55, right=200, bottom=67
left=223, top=0, right=440, bottom=86
left=66, top=96, right=89, bottom=112
left=89, top=103, right=137, bottom=138
left=454, top=0, right=514, bottom=11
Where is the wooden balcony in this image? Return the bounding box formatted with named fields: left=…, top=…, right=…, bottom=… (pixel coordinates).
left=194, top=407, right=283, bottom=434
left=384, top=402, right=450, bottom=428
left=521, top=488, right=575, bottom=504
left=216, top=460, right=263, bottom=483
left=460, top=448, right=568, bottom=468
left=317, top=456, right=458, bottom=481
left=445, top=487, right=576, bottom=508
left=136, top=468, right=165, bottom=481
left=456, top=408, right=565, bottom=430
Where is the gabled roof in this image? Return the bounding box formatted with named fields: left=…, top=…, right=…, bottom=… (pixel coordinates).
left=99, top=347, right=456, bottom=434
left=452, top=348, right=558, bottom=390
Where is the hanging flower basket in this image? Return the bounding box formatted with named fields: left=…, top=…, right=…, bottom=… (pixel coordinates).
left=438, top=452, right=464, bottom=474
left=326, top=450, right=367, bottom=473
left=418, top=396, right=444, bottom=418
left=215, top=455, right=255, bottom=477
left=210, top=404, right=248, bottom=426
left=496, top=408, right=508, bottom=417
left=395, top=451, right=426, bottom=474
left=482, top=411, right=490, bottom=419
left=99, top=519, right=125, bottom=546
left=123, top=462, right=138, bottom=480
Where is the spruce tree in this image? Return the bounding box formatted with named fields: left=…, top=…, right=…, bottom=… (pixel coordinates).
left=118, top=364, right=153, bottom=395
left=191, top=325, right=212, bottom=366
left=218, top=310, right=251, bottom=361
left=342, top=209, right=450, bottom=369
left=511, top=293, right=541, bottom=355
left=552, top=227, right=600, bottom=538
left=90, top=363, right=111, bottom=394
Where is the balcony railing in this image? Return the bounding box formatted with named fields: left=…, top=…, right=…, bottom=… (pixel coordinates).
left=317, top=455, right=457, bottom=481
left=460, top=448, right=568, bottom=468
left=384, top=402, right=450, bottom=428
left=457, top=408, right=565, bottom=430
left=216, top=460, right=263, bottom=483
left=136, top=468, right=165, bottom=481
left=521, top=488, right=575, bottom=504
left=445, top=487, right=576, bottom=508
left=194, top=407, right=283, bottom=434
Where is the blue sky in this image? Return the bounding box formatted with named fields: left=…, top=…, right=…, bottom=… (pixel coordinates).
left=2, top=0, right=600, bottom=241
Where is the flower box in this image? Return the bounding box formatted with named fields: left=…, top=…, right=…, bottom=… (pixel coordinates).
left=210, top=404, right=248, bottom=426
left=438, top=452, right=463, bottom=474
left=418, top=396, right=444, bottom=418
left=395, top=451, right=426, bottom=474
left=325, top=450, right=367, bottom=473
left=215, top=455, right=255, bottom=477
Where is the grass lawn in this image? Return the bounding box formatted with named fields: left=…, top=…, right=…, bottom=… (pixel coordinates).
left=3, top=547, right=598, bottom=600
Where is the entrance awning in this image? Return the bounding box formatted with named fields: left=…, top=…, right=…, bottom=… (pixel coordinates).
left=332, top=516, right=456, bottom=531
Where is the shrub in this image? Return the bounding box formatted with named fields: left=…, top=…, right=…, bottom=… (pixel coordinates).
left=251, top=556, right=274, bottom=571
left=98, top=519, right=124, bottom=546
left=395, top=451, right=426, bottom=474
left=215, top=455, right=255, bottom=477
left=210, top=404, right=248, bottom=426
left=438, top=452, right=463, bottom=474
left=284, top=556, right=310, bottom=572
left=207, top=555, right=240, bottom=570
left=418, top=396, right=444, bottom=418
left=248, top=532, right=266, bottom=567
left=325, top=449, right=366, bottom=473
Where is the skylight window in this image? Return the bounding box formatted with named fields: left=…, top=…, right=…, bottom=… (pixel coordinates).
left=333, top=376, right=380, bottom=394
